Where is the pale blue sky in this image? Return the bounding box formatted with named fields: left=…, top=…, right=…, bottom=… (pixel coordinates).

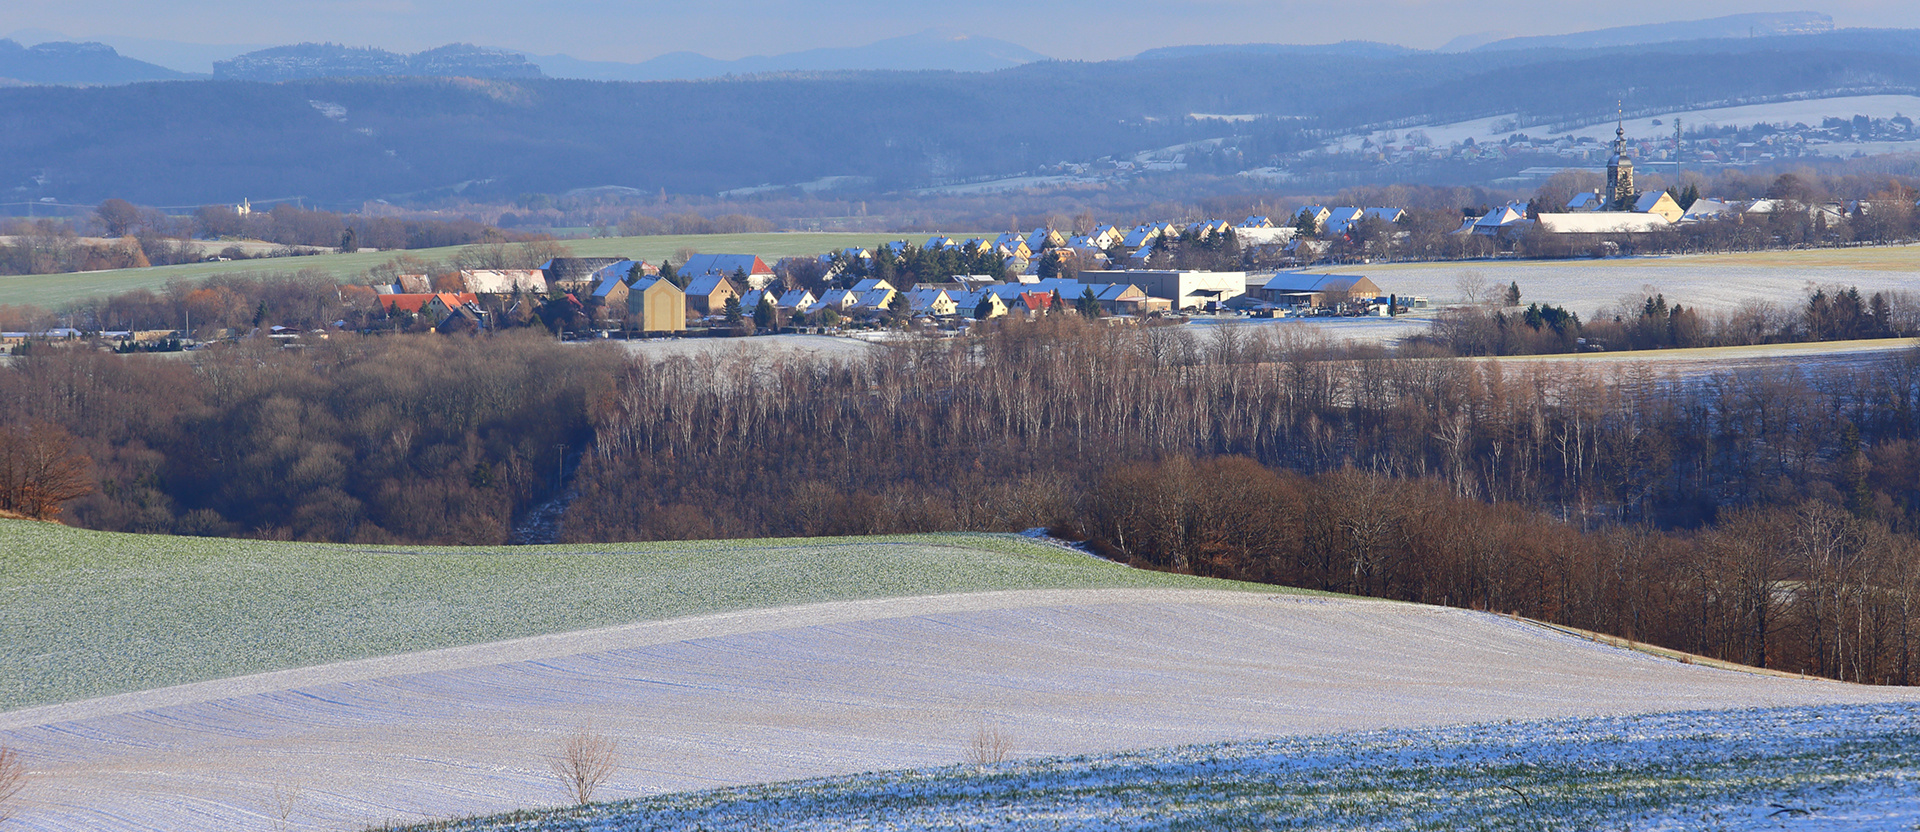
left=9, top=0, right=1917, bottom=64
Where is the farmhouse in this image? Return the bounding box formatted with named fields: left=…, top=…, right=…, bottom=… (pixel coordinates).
left=776, top=288, right=817, bottom=313
left=587, top=274, right=630, bottom=309
left=679, top=254, right=776, bottom=290
left=372, top=274, right=433, bottom=294
left=852, top=286, right=897, bottom=313
left=810, top=288, right=860, bottom=315
left=684, top=273, right=741, bottom=316
left=950, top=288, right=1007, bottom=319
left=459, top=269, right=547, bottom=295
left=540, top=258, right=632, bottom=292
left=626, top=276, right=687, bottom=333
left=1322, top=208, right=1367, bottom=236
left=1010, top=291, right=1057, bottom=315
left=377, top=292, right=478, bottom=319
left=904, top=287, right=957, bottom=317
left=1633, top=191, right=1684, bottom=223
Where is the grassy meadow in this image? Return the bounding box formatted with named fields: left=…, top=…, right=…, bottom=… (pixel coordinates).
left=0, top=521, right=1284, bottom=711
left=0, top=231, right=986, bottom=309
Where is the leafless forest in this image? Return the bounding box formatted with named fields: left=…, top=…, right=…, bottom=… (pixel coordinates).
left=8, top=316, right=1920, bottom=682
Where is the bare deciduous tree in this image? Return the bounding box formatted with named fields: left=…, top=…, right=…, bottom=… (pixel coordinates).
left=550, top=726, right=619, bottom=806
left=0, top=421, right=94, bottom=520
left=269, top=780, right=302, bottom=832
left=965, top=722, right=1012, bottom=767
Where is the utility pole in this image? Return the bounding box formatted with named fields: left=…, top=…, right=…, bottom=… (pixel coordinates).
left=1674, top=117, right=1683, bottom=183
left=554, top=443, right=567, bottom=489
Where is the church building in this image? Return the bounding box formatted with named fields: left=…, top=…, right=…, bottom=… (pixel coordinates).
left=1606, top=117, right=1635, bottom=210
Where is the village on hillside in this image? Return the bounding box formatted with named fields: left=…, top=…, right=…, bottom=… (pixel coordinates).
left=358, top=217, right=1417, bottom=339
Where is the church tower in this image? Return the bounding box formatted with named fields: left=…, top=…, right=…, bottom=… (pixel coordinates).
left=1606, top=109, right=1635, bottom=210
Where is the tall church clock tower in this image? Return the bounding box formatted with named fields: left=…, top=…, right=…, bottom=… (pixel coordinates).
left=1606, top=112, right=1635, bottom=210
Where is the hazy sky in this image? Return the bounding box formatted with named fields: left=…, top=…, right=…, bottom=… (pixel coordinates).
left=9, top=0, right=1919, bottom=63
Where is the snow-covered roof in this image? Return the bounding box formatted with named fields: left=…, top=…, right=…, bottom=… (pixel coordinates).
left=1633, top=192, right=1676, bottom=213
left=1532, top=213, right=1672, bottom=234
left=681, top=253, right=771, bottom=277
left=1262, top=273, right=1372, bottom=293
left=1680, top=199, right=1732, bottom=221
left=1324, top=207, right=1367, bottom=234
left=685, top=274, right=734, bottom=296
left=1566, top=192, right=1605, bottom=211
left=460, top=269, right=548, bottom=294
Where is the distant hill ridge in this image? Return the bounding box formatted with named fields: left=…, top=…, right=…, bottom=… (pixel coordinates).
left=5, top=26, right=1920, bottom=206
left=212, top=43, right=542, bottom=81
left=1130, top=12, right=1835, bottom=61
left=0, top=38, right=187, bottom=85
left=1471, top=11, right=1833, bottom=52
left=527, top=29, right=1048, bottom=82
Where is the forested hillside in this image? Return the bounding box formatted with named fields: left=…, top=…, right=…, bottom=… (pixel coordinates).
left=6, top=318, right=1920, bottom=683
left=3, top=30, right=1918, bottom=206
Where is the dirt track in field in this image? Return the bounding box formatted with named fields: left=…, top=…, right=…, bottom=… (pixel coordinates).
left=4, top=588, right=1914, bottom=831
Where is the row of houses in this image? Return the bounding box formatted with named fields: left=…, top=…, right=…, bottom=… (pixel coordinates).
left=828, top=214, right=1324, bottom=278
left=1459, top=193, right=1872, bottom=239
left=619, top=267, right=1399, bottom=333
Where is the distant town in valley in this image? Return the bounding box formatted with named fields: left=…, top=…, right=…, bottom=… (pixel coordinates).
left=10, top=7, right=1920, bottom=832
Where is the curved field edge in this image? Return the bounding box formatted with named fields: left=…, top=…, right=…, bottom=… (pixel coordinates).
left=378, top=702, right=1920, bottom=832
left=0, top=520, right=1302, bottom=711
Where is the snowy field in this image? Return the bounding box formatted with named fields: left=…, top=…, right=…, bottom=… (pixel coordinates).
left=614, top=333, right=879, bottom=360
left=408, top=702, right=1920, bottom=832
left=4, top=588, right=1915, bottom=832
left=1325, top=94, right=1920, bottom=151
left=1342, top=246, right=1920, bottom=315
left=1182, top=313, right=1435, bottom=344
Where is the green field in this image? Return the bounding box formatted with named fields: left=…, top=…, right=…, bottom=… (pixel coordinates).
left=0, top=521, right=1285, bottom=711
left=0, top=231, right=986, bottom=309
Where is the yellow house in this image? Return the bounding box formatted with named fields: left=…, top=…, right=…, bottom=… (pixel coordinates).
left=628, top=276, right=687, bottom=332
left=1633, top=191, right=1685, bottom=223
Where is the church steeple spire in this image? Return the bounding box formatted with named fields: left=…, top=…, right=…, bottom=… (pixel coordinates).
left=1606, top=101, right=1635, bottom=210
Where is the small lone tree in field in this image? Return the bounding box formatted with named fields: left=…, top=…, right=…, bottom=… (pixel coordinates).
left=1504, top=281, right=1522, bottom=307
left=550, top=726, right=619, bottom=806
left=965, top=722, right=1012, bottom=767
left=0, top=745, right=25, bottom=825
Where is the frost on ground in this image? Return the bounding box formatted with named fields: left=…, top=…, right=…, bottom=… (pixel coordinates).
left=400, top=703, right=1920, bottom=832
left=1346, top=245, right=1920, bottom=314
left=9, top=588, right=1912, bottom=832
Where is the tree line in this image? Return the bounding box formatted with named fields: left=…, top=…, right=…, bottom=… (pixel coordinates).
left=0, top=334, right=613, bottom=542
left=9, top=312, right=1920, bottom=682
left=1428, top=283, right=1920, bottom=356
left=0, top=201, right=560, bottom=278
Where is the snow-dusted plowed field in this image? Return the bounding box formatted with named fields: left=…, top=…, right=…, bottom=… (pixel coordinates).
left=423, top=702, right=1920, bottom=832
left=3, top=588, right=1914, bottom=831
left=1349, top=245, right=1920, bottom=314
